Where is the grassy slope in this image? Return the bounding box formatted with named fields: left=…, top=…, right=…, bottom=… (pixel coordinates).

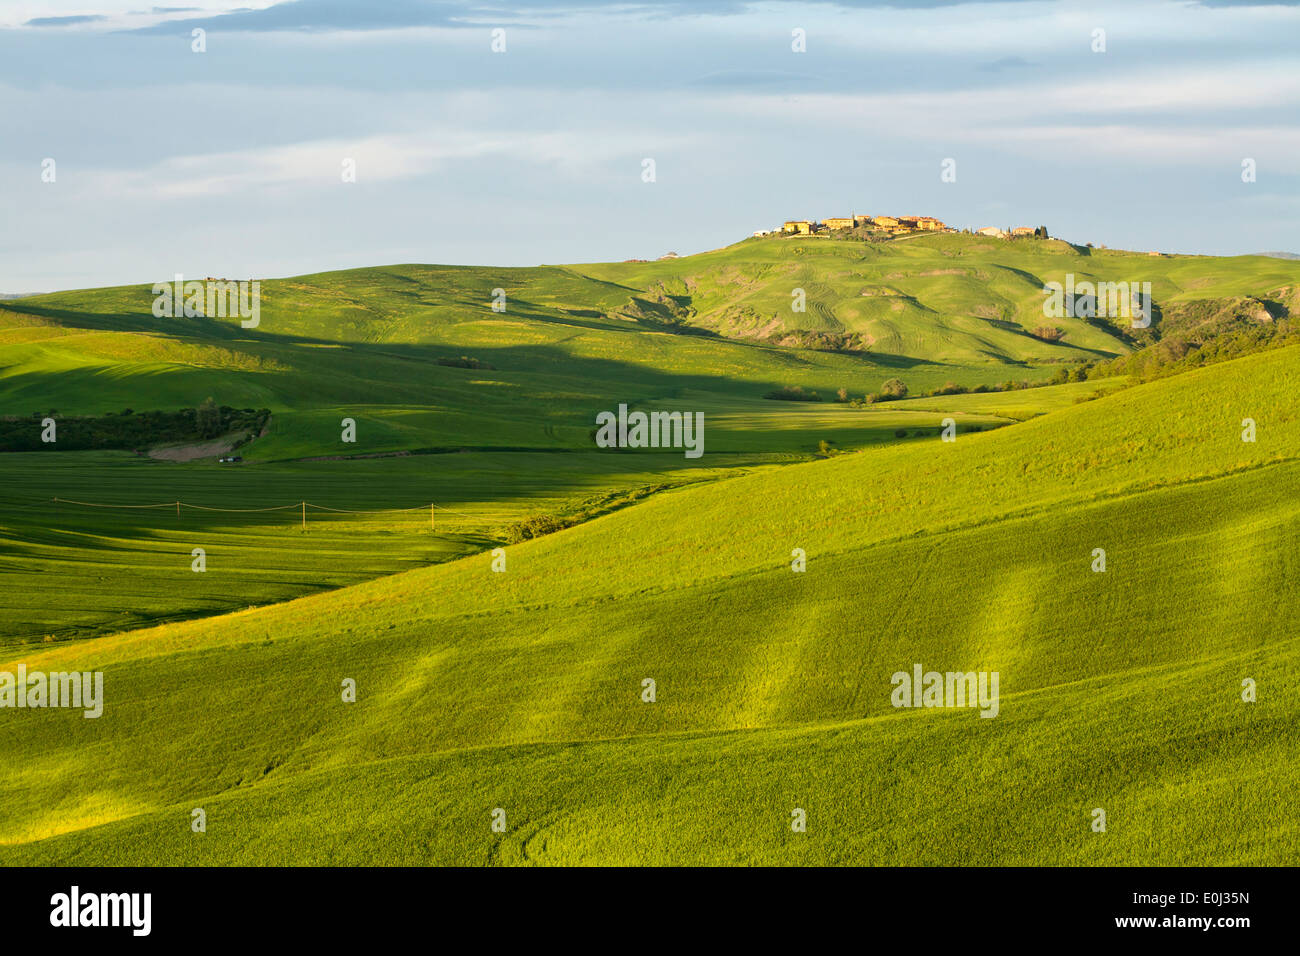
left=887, top=378, right=1126, bottom=420
left=1, top=346, right=1295, bottom=864
left=7, top=235, right=1178, bottom=642
left=3, top=237, right=1295, bottom=462
left=0, top=450, right=770, bottom=643
left=578, top=235, right=1299, bottom=358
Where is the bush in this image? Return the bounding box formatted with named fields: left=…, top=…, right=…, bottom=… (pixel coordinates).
left=894, top=429, right=908, bottom=438
left=764, top=385, right=822, bottom=402
left=503, top=514, right=569, bottom=543
left=880, top=378, right=908, bottom=399
left=1033, top=326, right=1066, bottom=342
left=438, top=356, right=495, bottom=370
left=767, top=331, right=871, bottom=354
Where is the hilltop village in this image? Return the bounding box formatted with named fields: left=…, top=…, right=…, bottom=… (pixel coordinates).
left=754, top=215, right=1048, bottom=240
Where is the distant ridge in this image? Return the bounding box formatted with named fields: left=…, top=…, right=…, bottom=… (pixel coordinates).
left=1256, top=251, right=1300, bottom=260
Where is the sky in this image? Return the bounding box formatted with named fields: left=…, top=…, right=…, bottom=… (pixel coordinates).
left=1, top=0, right=1297, bottom=292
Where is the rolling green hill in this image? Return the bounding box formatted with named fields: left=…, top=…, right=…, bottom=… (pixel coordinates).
left=17, top=234, right=1250, bottom=642
left=1, top=345, right=1295, bottom=864
left=0, top=450, right=776, bottom=644
left=3, top=234, right=1294, bottom=463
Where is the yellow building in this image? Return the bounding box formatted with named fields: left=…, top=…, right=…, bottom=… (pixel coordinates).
left=778, top=214, right=950, bottom=235
left=1011, top=226, right=1035, bottom=236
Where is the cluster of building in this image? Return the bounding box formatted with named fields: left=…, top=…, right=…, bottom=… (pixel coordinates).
left=753, top=216, right=1048, bottom=241
left=756, top=215, right=951, bottom=238
left=975, top=226, right=1042, bottom=238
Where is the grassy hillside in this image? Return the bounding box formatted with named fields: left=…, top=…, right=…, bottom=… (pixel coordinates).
left=580, top=235, right=1299, bottom=358
left=8, top=234, right=1189, bottom=642
left=3, top=235, right=1294, bottom=464
left=1, top=345, right=1294, bottom=865
left=0, top=450, right=772, bottom=643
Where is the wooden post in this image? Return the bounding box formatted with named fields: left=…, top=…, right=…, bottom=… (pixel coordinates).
left=431, top=502, right=435, bottom=532
left=302, top=501, right=306, bottom=531
left=176, top=501, right=181, bottom=521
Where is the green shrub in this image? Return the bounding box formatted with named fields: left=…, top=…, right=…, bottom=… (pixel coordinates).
left=880, top=378, right=908, bottom=399
left=504, top=514, right=569, bottom=543
left=764, top=385, right=822, bottom=402
left=437, top=356, right=495, bottom=370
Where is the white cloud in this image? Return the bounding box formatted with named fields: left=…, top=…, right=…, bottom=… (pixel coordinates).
left=717, top=60, right=1300, bottom=168
left=726, top=60, right=1300, bottom=121
left=69, top=125, right=694, bottom=200
left=3, top=2, right=276, bottom=31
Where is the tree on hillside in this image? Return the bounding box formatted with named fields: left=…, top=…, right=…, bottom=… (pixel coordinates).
left=196, top=396, right=220, bottom=439
left=881, top=378, right=908, bottom=399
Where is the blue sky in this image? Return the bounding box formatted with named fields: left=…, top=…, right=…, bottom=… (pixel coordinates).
left=2, top=0, right=1297, bottom=291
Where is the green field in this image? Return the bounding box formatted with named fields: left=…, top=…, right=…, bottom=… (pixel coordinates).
left=1, top=235, right=1296, bottom=865
left=0, top=450, right=778, bottom=644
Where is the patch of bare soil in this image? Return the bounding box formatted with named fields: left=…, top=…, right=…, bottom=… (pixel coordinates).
left=147, top=435, right=240, bottom=462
